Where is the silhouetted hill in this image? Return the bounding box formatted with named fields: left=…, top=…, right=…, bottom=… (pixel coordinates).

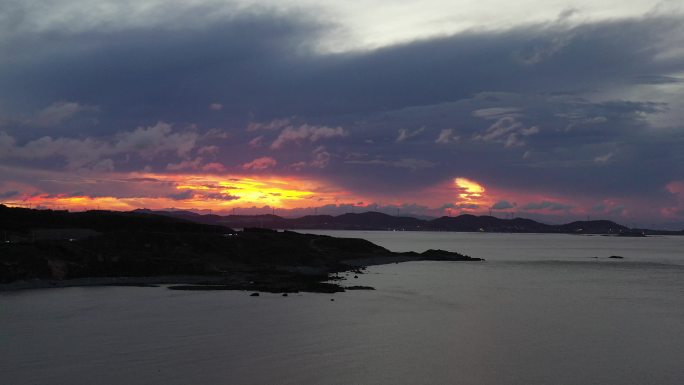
left=426, top=215, right=555, bottom=232
left=139, top=210, right=427, bottom=231
left=0, top=205, right=481, bottom=291
left=333, top=212, right=424, bottom=229
left=557, top=220, right=628, bottom=234
left=3, top=205, right=230, bottom=235
left=131, top=209, right=679, bottom=235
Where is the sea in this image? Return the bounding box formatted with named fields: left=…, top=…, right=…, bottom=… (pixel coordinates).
left=1, top=231, right=683, bottom=385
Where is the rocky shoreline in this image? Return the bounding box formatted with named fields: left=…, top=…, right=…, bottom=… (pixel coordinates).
left=0, top=250, right=482, bottom=293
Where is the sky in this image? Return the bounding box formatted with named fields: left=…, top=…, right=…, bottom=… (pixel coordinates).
left=1, top=0, right=684, bottom=228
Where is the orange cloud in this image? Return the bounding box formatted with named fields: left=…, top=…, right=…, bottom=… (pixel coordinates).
left=2, top=172, right=362, bottom=213
left=454, top=177, right=485, bottom=200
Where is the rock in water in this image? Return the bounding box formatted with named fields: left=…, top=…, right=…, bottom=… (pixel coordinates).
left=345, top=286, right=375, bottom=290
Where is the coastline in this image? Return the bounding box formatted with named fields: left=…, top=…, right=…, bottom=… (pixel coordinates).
left=0, top=275, right=225, bottom=292
left=1, top=251, right=482, bottom=293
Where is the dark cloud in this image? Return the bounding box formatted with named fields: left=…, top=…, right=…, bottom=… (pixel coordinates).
left=0, top=190, right=19, bottom=199
left=441, top=203, right=480, bottom=210
left=492, top=200, right=516, bottom=210
left=522, top=201, right=574, bottom=211
left=203, top=193, right=240, bottom=201
left=125, top=177, right=161, bottom=183
left=3, top=12, right=682, bottom=125
left=167, top=190, right=195, bottom=201
left=632, top=75, right=684, bottom=85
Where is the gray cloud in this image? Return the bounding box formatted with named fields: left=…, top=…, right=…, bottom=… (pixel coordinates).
left=472, top=107, right=522, bottom=119
left=396, top=127, right=425, bottom=142
left=247, top=119, right=291, bottom=132
left=522, top=201, right=574, bottom=211
left=270, top=124, right=346, bottom=149
left=0, top=190, right=19, bottom=199
left=473, top=116, right=540, bottom=147
left=203, top=193, right=240, bottom=201
left=435, top=128, right=460, bottom=144
left=0, top=122, right=205, bottom=170
left=290, top=146, right=332, bottom=170
left=29, top=101, right=98, bottom=128
left=492, top=200, right=516, bottom=210
left=344, top=157, right=436, bottom=170
left=167, top=190, right=195, bottom=201
left=441, top=202, right=481, bottom=211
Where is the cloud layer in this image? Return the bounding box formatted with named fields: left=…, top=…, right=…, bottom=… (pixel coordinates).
left=1, top=2, right=683, bottom=227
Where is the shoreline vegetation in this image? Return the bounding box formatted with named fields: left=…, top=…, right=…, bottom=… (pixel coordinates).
left=0, top=205, right=481, bottom=293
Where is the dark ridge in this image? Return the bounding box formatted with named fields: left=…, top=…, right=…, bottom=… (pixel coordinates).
left=3, top=205, right=231, bottom=235
left=133, top=209, right=683, bottom=235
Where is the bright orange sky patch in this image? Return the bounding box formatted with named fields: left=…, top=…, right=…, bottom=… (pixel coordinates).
left=454, top=177, right=485, bottom=200
left=2, top=172, right=363, bottom=212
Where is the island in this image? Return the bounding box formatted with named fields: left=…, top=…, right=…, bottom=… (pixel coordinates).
left=0, top=205, right=482, bottom=293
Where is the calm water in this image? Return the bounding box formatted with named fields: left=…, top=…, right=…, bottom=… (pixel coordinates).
left=1, top=232, right=683, bottom=385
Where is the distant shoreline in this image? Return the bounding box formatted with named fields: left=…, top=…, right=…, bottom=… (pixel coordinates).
left=0, top=275, right=224, bottom=292
left=134, top=210, right=682, bottom=236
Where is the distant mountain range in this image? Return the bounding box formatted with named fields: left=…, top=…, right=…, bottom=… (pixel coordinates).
left=132, top=210, right=684, bottom=236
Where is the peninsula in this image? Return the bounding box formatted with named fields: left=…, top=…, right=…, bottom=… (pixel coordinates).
left=0, top=205, right=481, bottom=292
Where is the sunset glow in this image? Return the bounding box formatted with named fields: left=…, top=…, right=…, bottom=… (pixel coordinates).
left=1, top=172, right=361, bottom=213
left=173, top=175, right=327, bottom=208
left=454, top=178, right=485, bottom=200
left=1, top=171, right=675, bottom=225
